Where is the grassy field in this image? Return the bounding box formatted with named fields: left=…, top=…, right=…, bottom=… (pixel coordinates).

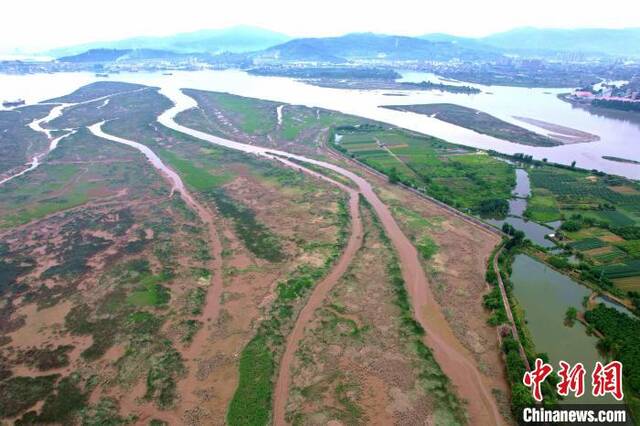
left=0, top=131, right=162, bottom=228
left=333, top=125, right=515, bottom=215
left=204, top=92, right=277, bottom=135
left=158, top=148, right=232, bottom=191
left=525, top=189, right=561, bottom=222
left=181, top=89, right=361, bottom=157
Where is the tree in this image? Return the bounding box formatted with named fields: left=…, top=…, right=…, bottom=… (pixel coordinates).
left=571, top=160, right=577, bottom=168
left=511, top=383, right=535, bottom=417
left=387, top=167, right=399, bottom=184
left=565, top=307, right=578, bottom=327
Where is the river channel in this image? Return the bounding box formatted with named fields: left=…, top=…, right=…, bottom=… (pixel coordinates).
left=1, top=70, right=639, bottom=178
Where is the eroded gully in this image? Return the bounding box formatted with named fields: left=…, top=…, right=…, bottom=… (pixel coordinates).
left=157, top=87, right=504, bottom=425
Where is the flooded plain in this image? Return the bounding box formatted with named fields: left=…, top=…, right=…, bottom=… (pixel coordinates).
left=1, top=69, right=639, bottom=178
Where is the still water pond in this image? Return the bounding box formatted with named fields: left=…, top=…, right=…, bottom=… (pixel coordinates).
left=511, top=254, right=617, bottom=404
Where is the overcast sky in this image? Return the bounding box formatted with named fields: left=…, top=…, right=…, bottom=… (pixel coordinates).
left=2, top=0, right=638, bottom=52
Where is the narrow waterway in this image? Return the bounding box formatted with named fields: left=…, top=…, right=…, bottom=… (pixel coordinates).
left=1, top=89, right=146, bottom=186
left=486, top=168, right=558, bottom=248
left=88, top=120, right=228, bottom=424
left=0, top=104, right=74, bottom=186
left=158, top=87, right=505, bottom=425
left=272, top=175, right=362, bottom=426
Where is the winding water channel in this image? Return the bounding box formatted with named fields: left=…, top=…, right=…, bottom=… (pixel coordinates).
left=486, top=168, right=558, bottom=248
left=1, top=70, right=639, bottom=178
left=157, top=87, right=505, bottom=424
left=4, top=69, right=639, bottom=418
left=1, top=89, right=146, bottom=186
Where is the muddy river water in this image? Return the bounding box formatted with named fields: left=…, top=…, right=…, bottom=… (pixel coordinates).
left=1, top=69, right=639, bottom=178
left=156, top=87, right=505, bottom=424
left=3, top=69, right=638, bottom=418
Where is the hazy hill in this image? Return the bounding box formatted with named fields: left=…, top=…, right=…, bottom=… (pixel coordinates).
left=53, top=27, right=640, bottom=64
left=57, top=49, right=133, bottom=63
left=58, top=47, right=220, bottom=63
left=418, top=33, right=498, bottom=52
left=255, top=33, right=503, bottom=63
left=479, top=27, right=640, bottom=57
left=49, top=26, right=290, bottom=57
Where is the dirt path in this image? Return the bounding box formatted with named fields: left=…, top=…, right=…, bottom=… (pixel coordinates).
left=158, top=88, right=505, bottom=425
left=493, top=245, right=531, bottom=371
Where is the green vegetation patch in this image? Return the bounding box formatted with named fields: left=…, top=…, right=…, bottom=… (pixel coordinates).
left=126, top=311, right=164, bottom=335
left=159, top=149, right=231, bottom=191
left=384, top=104, right=560, bottom=147
left=569, top=238, right=606, bottom=251
left=227, top=198, right=351, bottom=426
left=207, top=188, right=284, bottom=262
left=144, top=345, right=185, bottom=409
left=616, top=240, right=640, bottom=259
left=41, top=234, right=110, bottom=280
left=586, top=304, right=640, bottom=399
left=127, top=273, right=171, bottom=307
left=416, top=236, right=438, bottom=261
left=525, top=189, right=561, bottom=222
left=203, top=92, right=276, bottom=135
left=599, top=260, right=640, bottom=280
left=0, top=251, right=36, bottom=297
left=332, top=125, right=515, bottom=215
left=17, top=345, right=74, bottom=371
left=227, top=334, right=275, bottom=425
left=184, top=287, right=207, bottom=315
left=17, top=374, right=89, bottom=424
left=0, top=375, right=58, bottom=418
left=612, top=226, right=640, bottom=241
left=79, top=397, right=135, bottom=426
left=65, top=304, right=119, bottom=361
left=177, top=319, right=202, bottom=344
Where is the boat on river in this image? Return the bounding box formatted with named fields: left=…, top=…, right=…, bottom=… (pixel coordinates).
left=2, top=98, right=25, bottom=107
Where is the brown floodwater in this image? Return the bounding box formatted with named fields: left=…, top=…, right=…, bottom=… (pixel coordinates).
left=158, top=87, right=505, bottom=425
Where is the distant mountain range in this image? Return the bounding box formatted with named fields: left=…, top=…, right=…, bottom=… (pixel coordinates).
left=481, top=27, right=640, bottom=57
left=57, top=48, right=189, bottom=63
left=254, top=33, right=503, bottom=62
left=421, top=27, right=640, bottom=57
left=47, top=26, right=291, bottom=57
left=51, top=26, right=640, bottom=64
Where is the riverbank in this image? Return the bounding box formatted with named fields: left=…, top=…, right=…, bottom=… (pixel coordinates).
left=384, top=103, right=561, bottom=147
